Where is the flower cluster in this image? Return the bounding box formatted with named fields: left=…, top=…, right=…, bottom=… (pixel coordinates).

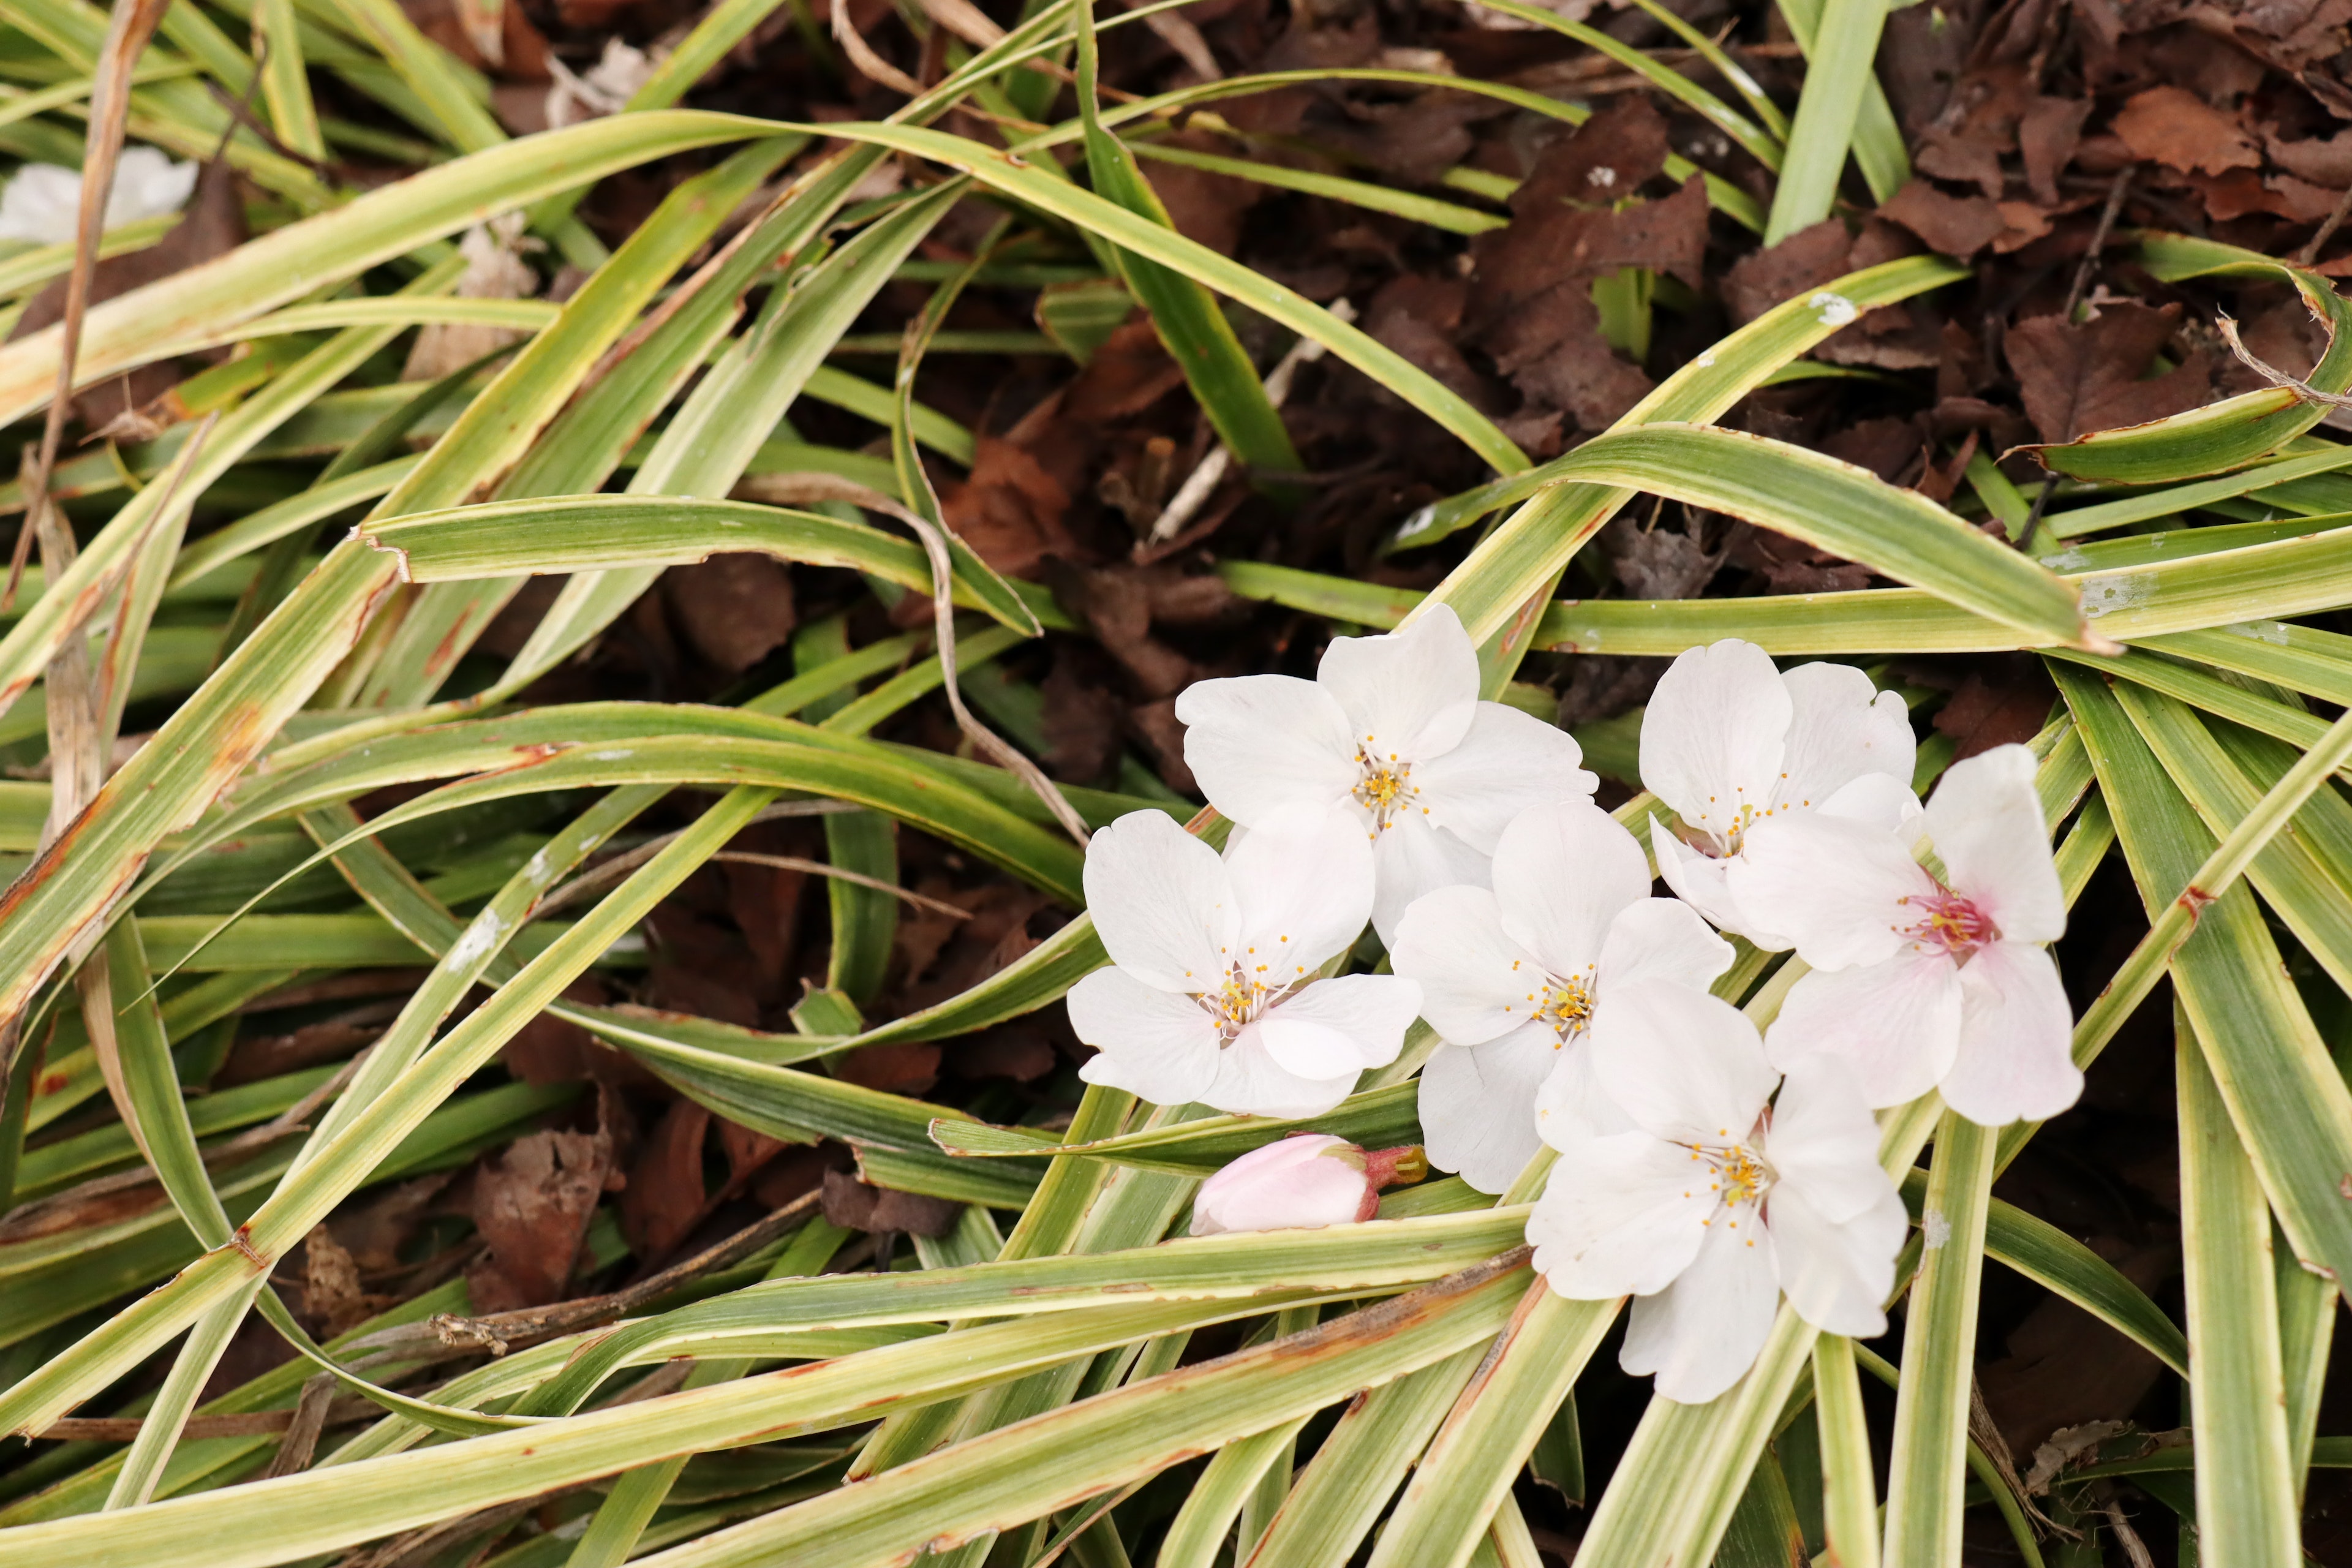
left=1069, top=618, right=2079, bottom=1404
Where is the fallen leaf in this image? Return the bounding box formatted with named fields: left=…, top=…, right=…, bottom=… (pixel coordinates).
left=1933, top=660, right=2057, bottom=761
left=621, top=1098, right=710, bottom=1259
left=663, top=553, right=796, bottom=673
left=940, top=437, right=1079, bottom=579
left=1140, top=130, right=1263, bottom=256
left=2007, top=301, right=2212, bottom=444
left=466, top=1124, right=614, bottom=1313
left=402, top=213, right=539, bottom=382
left=1039, top=649, right=1126, bottom=784
left=2111, top=85, right=2260, bottom=176
left=1720, top=219, right=1853, bottom=325
left=1879, top=179, right=2008, bottom=258
left=948, top=1022, right=1060, bottom=1082
left=822, top=1166, right=963, bottom=1237
left=301, top=1226, right=382, bottom=1338
left=834, top=1041, right=941, bottom=1095
left=2019, top=96, right=2092, bottom=206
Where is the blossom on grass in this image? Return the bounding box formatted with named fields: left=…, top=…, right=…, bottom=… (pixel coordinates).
left=1068, top=809, right=1423, bottom=1118
left=1728, top=743, right=2078, bottom=1125
left=1527, top=982, right=1905, bottom=1404
left=1175, top=603, right=1595, bottom=942
left=1393, top=799, right=1732, bottom=1193
left=1640, top=639, right=1917, bottom=948
left=0, top=147, right=195, bottom=247
left=1188, top=1134, right=1427, bottom=1235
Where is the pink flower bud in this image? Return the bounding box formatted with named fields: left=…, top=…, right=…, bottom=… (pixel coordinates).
left=1189, top=1135, right=1428, bottom=1237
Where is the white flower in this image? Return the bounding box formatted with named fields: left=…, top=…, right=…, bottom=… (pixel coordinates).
left=1640, top=639, right=1918, bottom=949
left=1175, top=603, right=1595, bottom=943
left=1068, top=808, right=1423, bottom=1118
left=1191, top=1134, right=1376, bottom=1234
left=1527, top=981, right=1905, bottom=1404
left=1392, top=799, right=1732, bottom=1194
left=1729, top=744, right=2077, bottom=1125
left=0, top=147, right=196, bottom=247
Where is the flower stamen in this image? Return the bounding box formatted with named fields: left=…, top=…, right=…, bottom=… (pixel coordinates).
left=1351, top=736, right=1420, bottom=832
left=1895, top=887, right=1999, bottom=962
left=1195, top=961, right=1298, bottom=1045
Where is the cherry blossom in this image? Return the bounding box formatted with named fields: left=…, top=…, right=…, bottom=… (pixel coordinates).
left=1640, top=639, right=1918, bottom=948
left=1175, top=603, right=1595, bottom=942
left=1526, top=981, right=1905, bottom=1403
left=1728, top=743, right=2077, bottom=1125
left=1392, top=799, right=1732, bottom=1193
left=1188, top=1134, right=1426, bottom=1235
left=0, top=147, right=196, bottom=247
left=1068, top=808, right=1423, bottom=1118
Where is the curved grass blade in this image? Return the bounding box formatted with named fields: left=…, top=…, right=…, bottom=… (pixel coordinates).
left=1491, top=423, right=2091, bottom=648
left=0, top=111, right=775, bottom=426
left=1414, top=254, right=1967, bottom=642
left=2034, top=239, right=2352, bottom=483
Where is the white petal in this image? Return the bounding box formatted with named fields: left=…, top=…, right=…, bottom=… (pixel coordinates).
left=1766, top=1177, right=1904, bottom=1338
left=1728, top=811, right=1934, bottom=971
left=1595, top=897, right=1735, bottom=994
left=1202, top=1028, right=1360, bottom=1117
left=1620, top=1218, right=1782, bottom=1404
left=1369, top=812, right=1490, bottom=947
left=1317, top=601, right=1480, bottom=761
left=1082, top=810, right=1236, bottom=991
left=1068, top=968, right=1221, bottom=1106
left=1224, top=804, right=1375, bottom=975
left=1590, top=981, right=1777, bottom=1146
left=1528, top=1128, right=1716, bottom=1297
left=1490, top=799, right=1649, bottom=976
left=108, top=147, right=196, bottom=227
left=1763, top=952, right=1963, bottom=1110
left=1819, top=770, right=1928, bottom=841
left=1940, top=940, right=2081, bottom=1125
left=1533, top=1032, right=1635, bottom=1147
left=1254, top=973, right=1422, bottom=1078
left=1761, top=1053, right=1892, bottom=1224
left=1392, top=884, right=1540, bottom=1047
left=1924, top=745, right=2065, bottom=944
left=0, top=164, right=82, bottom=246
left=1419, top=1023, right=1559, bottom=1193
left=1652, top=820, right=1778, bottom=946
left=1174, top=674, right=1359, bottom=827
left=1409, top=703, right=1596, bottom=852
left=1773, top=662, right=1916, bottom=814
left=1638, top=639, right=1793, bottom=845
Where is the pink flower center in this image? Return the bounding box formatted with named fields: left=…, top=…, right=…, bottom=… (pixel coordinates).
left=1896, top=887, right=1999, bottom=961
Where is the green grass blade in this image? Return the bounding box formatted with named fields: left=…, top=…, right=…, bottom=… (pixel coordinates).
left=2179, top=1009, right=2302, bottom=1566
left=1073, top=0, right=1302, bottom=487
left=2052, top=665, right=2352, bottom=1297
left=1498, top=423, right=2090, bottom=648
left=1239, top=1346, right=1486, bottom=1567
left=1157, top=1415, right=1311, bottom=1568
left=0, top=111, right=769, bottom=426
left=1363, top=1285, right=1616, bottom=1568
left=1415, top=254, right=1964, bottom=642
left=2037, top=247, right=2352, bottom=483
left=1811, top=1336, right=1879, bottom=1568
left=1880, top=1112, right=1994, bottom=1568
left=1773, top=0, right=1907, bottom=200
left=1471, top=0, right=1781, bottom=172
left=1766, top=0, right=1890, bottom=242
